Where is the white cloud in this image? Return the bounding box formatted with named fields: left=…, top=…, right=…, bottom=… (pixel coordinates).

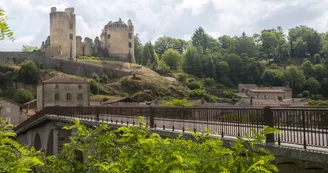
left=0, top=0, right=328, bottom=51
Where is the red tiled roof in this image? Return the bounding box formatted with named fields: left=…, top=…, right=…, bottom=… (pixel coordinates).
left=102, top=97, right=138, bottom=105
left=42, top=75, right=89, bottom=84
left=23, top=109, right=37, bottom=117
left=249, top=89, right=284, bottom=93
left=235, top=93, right=250, bottom=98
left=239, top=84, right=258, bottom=89
left=261, top=86, right=292, bottom=91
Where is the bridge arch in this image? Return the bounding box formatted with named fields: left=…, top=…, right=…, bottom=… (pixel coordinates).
left=33, top=133, right=42, bottom=150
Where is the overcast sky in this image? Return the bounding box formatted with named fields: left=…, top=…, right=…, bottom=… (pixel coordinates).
left=0, top=0, right=327, bottom=51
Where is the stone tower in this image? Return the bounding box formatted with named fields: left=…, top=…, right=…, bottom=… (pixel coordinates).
left=100, top=18, right=135, bottom=63
left=47, top=7, right=76, bottom=61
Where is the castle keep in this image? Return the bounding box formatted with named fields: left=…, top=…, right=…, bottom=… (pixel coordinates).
left=41, top=7, right=135, bottom=63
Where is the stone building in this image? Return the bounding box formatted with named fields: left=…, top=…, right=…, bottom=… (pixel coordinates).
left=41, top=7, right=76, bottom=61
left=100, top=18, right=135, bottom=63
left=41, top=7, right=135, bottom=63
left=36, top=76, right=90, bottom=111
left=0, top=97, right=24, bottom=125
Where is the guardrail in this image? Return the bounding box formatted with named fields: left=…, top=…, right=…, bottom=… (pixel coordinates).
left=15, top=106, right=328, bottom=149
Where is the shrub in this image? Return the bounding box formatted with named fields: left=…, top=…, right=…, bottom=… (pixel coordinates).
left=307, top=100, right=328, bottom=106
left=187, top=81, right=202, bottom=90
left=156, top=60, right=170, bottom=75
left=203, top=78, right=216, bottom=87
left=18, top=60, right=40, bottom=84
left=13, top=88, right=33, bottom=104
left=301, top=90, right=310, bottom=98
left=100, top=74, right=108, bottom=83
left=310, top=94, right=323, bottom=100
left=176, top=73, right=188, bottom=83
left=90, top=79, right=99, bottom=95
left=92, top=73, right=100, bottom=82
left=223, top=90, right=235, bottom=99
left=189, top=89, right=216, bottom=103
left=161, top=98, right=193, bottom=107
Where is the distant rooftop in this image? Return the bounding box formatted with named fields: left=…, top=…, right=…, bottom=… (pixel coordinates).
left=42, top=75, right=89, bottom=84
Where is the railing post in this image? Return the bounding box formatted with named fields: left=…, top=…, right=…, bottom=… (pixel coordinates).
left=96, top=107, right=99, bottom=121
left=264, top=106, right=274, bottom=143
left=302, top=110, right=307, bottom=149
left=149, top=107, right=154, bottom=128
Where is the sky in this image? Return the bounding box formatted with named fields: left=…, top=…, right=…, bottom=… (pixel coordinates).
left=0, top=0, right=328, bottom=51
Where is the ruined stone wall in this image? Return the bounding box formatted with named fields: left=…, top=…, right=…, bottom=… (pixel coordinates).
left=48, top=7, right=76, bottom=61
left=102, top=19, right=135, bottom=63
left=76, top=36, right=83, bottom=58
left=83, top=37, right=94, bottom=56
left=0, top=52, right=131, bottom=78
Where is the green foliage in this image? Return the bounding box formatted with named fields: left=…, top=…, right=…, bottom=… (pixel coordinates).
left=192, top=27, right=210, bottom=53
left=18, top=60, right=40, bottom=84
left=284, top=65, right=306, bottom=93
left=176, top=73, right=188, bottom=83
left=161, top=98, right=193, bottom=107
left=262, top=69, right=284, bottom=86
left=22, top=45, right=40, bottom=52
left=134, top=33, right=144, bottom=64
left=0, top=89, right=2, bottom=96
left=310, top=94, right=323, bottom=100
left=183, top=46, right=203, bottom=77
left=92, top=73, right=100, bottom=82
left=78, top=56, right=120, bottom=61
left=156, top=60, right=170, bottom=75
left=39, top=119, right=278, bottom=173
left=188, top=89, right=216, bottom=103
left=161, top=49, right=183, bottom=70
left=100, top=74, right=108, bottom=83
left=187, top=81, right=202, bottom=90
left=154, top=36, right=186, bottom=56
left=305, top=77, right=321, bottom=94
left=223, top=90, right=235, bottom=99
left=300, top=60, right=314, bottom=78
left=0, top=116, right=44, bottom=172
left=13, top=88, right=33, bottom=104
left=301, top=90, right=311, bottom=98
left=203, top=77, right=216, bottom=87
left=0, top=9, right=14, bottom=40
left=307, top=100, right=328, bottom=106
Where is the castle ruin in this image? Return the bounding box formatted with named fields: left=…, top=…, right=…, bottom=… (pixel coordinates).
left=41, top=7, right=135, bottom=63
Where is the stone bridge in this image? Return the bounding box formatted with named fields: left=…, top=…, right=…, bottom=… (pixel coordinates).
left=14, top=106, right=328, bottom=172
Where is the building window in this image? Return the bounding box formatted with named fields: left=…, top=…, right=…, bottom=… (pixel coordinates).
left=129, top=33, right=132, bottom=39
left=77, top=93, right=83, bottom=100
left=55, top=93, right=60, bottom=101
left=128, top=42, right=132, bottom=48
left=55, top=85, right=59, bottom=89
left=108, top=34, right=111, bottom=39
left=70, top=34, right=73, bottom=40
left=78, top=85, right=82, bottom=89
left=67, top=93, right=72, bottom=101
left=264, top=95, right=267, bottom=99
left=69, top=22, right=73, bottom=29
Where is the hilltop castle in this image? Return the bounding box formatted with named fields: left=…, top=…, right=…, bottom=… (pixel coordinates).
left=40, top=7, right=135, bottom=63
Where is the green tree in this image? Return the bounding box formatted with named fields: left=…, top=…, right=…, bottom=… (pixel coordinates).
left=300, top=60, right=314, bottom=78
left=305, top=77, right=321, bottom=94
left=142, top=44, right=151, bottom=65
left=284, top=65, right=306, bottom=93
left=234, top=32, right=258, bottom=58
left=288, top=25, right=321, bottom=57
left=314, top=64, right=326, bottom=80
left=262, top=69, right=285, bottom=86
left=154, top=36, right=186, bottom=56
left=156, top=60, right=170, bottom=75
left=13, top=88, right=33, bottom=104
left=0, top=9, right=14, bottom=40
left=0, top=116, right=43, bottom=172
left=218, top=35, right=234, bottom=51
left=203, top=56, right=216, bottom=79
left=183, top=46, right=203, bottom=77
left=259, top=28, right=289, bottom=61
left=18, top=60, right=40, bottom=84
left=161, top=49, right=183, bottom=70
left=134, top=34, right=144, bottom=64
left=100, top=74, right=108, bottom=83
left=22, top=45, right=40, bottom=52
left=191, top=27, right=209, bottom=53
left=90, top=79, right=99, bottom=95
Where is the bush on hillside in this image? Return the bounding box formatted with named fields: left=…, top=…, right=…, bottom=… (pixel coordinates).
left=307, top=100, right=328, bottom=106
left=156, top=60, right=170, bottom=75
left=13, top=88, right=33, bottom=104
left=310, top=94, right=324, bottom=100
left=187, top=81, right=202, bottom=90
left=223, top=90, right=235, bottom=99
left=203, top=77, right=216, bottom=87
left=18, top=60, right=40, bottom=84
left=100, top=73, right=108, bottom=83
left=92, top=73, right=100, bottom=82
left=161, top=98, right=193, bottom=107
left=176, top=73, right=188, bottom=83
left=188, top=89, right=216, bottom=103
